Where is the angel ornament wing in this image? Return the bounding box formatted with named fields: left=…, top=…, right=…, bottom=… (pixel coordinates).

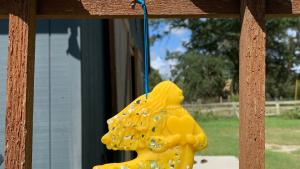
left=94, top=81, right=207, bottom=169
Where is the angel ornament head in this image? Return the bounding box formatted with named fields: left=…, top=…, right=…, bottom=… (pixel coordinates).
left=94, top=81, right=207, bottom=169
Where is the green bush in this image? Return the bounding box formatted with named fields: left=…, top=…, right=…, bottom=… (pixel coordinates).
left=229, top=94, right=239, bottom=102
left=192, top=111, right=238, bottom=122
left=280, top=108, right=300, bottom=119
left=192, top=111, right=218, bottom=122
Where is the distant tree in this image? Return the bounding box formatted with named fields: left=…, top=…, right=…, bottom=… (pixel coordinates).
left=166, top=51, right=232, bottom=102
left=149, top=67, right=163, bottom=90
left=151, top=18, right=300, bottom=101
left=265, top=19, right=300, bottom=99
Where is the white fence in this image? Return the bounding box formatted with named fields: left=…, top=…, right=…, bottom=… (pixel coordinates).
left=184, top=100, right=300, bottom=117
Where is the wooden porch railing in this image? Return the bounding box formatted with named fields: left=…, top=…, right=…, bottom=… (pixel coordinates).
left=184, top=100, right=300, bottom=117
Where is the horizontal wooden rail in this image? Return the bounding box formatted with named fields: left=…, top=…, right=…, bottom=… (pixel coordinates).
left=184, top=101, right=300, bottom=116
left=0, top=0, right=300, bottom=18
left=184, top=100, right=300, bottom=107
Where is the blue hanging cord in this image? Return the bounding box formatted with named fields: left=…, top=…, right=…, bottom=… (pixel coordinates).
left=132, top=0, right=150, bottom=98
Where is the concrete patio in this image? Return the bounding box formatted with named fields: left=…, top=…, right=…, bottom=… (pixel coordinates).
left=194, top=156, right=239, bottom=169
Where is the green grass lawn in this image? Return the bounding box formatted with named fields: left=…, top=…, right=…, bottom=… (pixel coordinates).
left=196, top=116, right=300, bottom=169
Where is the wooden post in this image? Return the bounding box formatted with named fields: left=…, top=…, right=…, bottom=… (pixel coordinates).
left=239, top=0, right=265, bottom=169
left=275, top=102, right=280, bottom=115
left=4, top=0, right=36, bottom=169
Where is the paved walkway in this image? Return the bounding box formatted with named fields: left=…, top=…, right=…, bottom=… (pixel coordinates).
left=193, top=156, right=239, bottom=169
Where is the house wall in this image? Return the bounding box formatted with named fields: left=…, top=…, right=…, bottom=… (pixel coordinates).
left=113, top=19, right=144, bottom=111
left=111, top=19, right=145, bottom=161
left=0, top=20, right=82, bottom=169
left=80, top=20, right=111, bottom=169
left=0, top=20, right=8, bottom=169
left=0, top=19, right=144, bottom=169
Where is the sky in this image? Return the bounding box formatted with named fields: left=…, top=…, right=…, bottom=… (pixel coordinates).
left=149, top=22, right=191, bottom=79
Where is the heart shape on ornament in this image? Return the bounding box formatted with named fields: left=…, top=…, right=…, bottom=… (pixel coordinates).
left=167, top=115, right=195, bottom=135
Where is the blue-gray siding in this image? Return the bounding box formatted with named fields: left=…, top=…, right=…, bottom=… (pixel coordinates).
left=0, top=20, right=8, bottom=169
left=0, top=20, right=82, bottom=169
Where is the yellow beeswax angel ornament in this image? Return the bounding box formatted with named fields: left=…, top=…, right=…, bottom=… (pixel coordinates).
left=93, top=81, right=207, bottom=169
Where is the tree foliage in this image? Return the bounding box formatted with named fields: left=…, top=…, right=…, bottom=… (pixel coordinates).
left=151, top=18, right=300, bottom=101
left=166, top=51, right=232, bottom=102
left=149, top=67, right=163, bottom=90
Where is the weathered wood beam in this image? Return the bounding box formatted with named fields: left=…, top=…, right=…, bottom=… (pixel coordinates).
left=239, top=0, right=265, bottom=169
left=0, top=0, right=299, bottom=18
left=4, top=0, right=36, bottom=169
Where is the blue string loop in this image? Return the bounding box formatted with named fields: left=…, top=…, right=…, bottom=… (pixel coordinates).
left=132, top=0, right=149, bottom=98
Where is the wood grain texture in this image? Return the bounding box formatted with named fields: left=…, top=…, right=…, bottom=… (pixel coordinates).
left=239, top=0, right=265, bottom=169
left=0, top=0, right=300, bottom=18
left=4, top=0, right=36, bottom=169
